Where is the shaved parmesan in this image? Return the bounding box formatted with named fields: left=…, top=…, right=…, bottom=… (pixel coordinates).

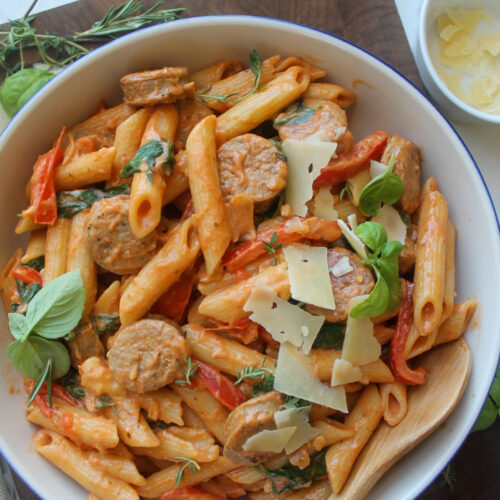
left=274, top=342, right=348, bottom=412
left=242, top=426, right=297, bottom=452
left=330, top=256, right=353, bottom=277
left=371, top=204, right=407, bottom=245
left=243, top=283, right=324, bottom=354
left=337, top=219, right=367, bottom=259
left=347, top=213, right=358, bottom=232
left=342, top=295, right=381, bottom=366
left=282, top=139, right=337, bottom=216
left=283, top=243, right=336, bottom=310
left=370, top=159, right=388, bottom=178
left=274, top=406, right=319, bottom=454
left=313, top=187, right=339, bottom=220
left=331, top=358, right=363, bottom=387
left=305, top=130, right=332, bottom=142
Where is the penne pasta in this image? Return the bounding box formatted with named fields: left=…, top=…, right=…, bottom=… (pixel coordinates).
left=21, top=229, right=45, bottom=264
left=44, top=217, right=70, bottom=283
left=434, top=299, right=478, bottom=346
left=379, top=380, right=408, bottom=427
left=303, top=82, right=356, bottom=108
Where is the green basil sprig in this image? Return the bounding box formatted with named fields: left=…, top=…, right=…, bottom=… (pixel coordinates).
left=273, top=98, right=320, bottom=128
left=358, top=154, right=404, bottom=216
left=312, top=323, right=346, bottom=350
left=6, top=270, right=86, bottom=407
left=349, top=222, right=403, bottom=318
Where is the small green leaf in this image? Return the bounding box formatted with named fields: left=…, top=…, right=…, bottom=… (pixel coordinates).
left=312, top=323, right=346, bottom=349
left=252, top=373, right=275, bottom=395
left=25, top=269, right=85, bottom=340
left=355, top=222, right=387, bottom=254
left=472, top=396, right=497, bottom=432
left=350, top=268, right=390, bottom=319
left=119, top=139, right=166, bottom=179
left=23, top=255, right=45, bottom=272
left=0, top=68, right=55, bottom=117
left=92, top=314, right=121, bottom=335
left=8, top=312, right=28, bottom=340
left=358, top=155, right=404, bottom=216
left=273, top=98, right=320, bottom=128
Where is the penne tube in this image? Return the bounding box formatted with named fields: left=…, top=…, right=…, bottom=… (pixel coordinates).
left=0, top=248, right=22, bottom=312
left=215, top=66, right=310, bottom=145
left=404, top=323, right=438, bottom=359
left=44, top=217, right=70, bottom=283
left=138, top=388, right=184, bottom=426
left=303, top=82, right=356, bottom=109
left=93, top=280, right=121, bottom=316
left=21, top=229, right=46, bottom=263
left=187, top=115, right=232, bottom=274
left=325, top=385, right=383, bottom=494
left=88, top=451, right=146, bottom=486
left=441, top=220, right=457, bottom=324
left=275, top=56, right=327, bottom=81
left=190, top=58, right=244, bottom=90
left=137, top=456, right=238, bottom=498
left=111, top=107, right=152, bottom=179
left=14, top=215, right=43, bottom=234
left=434, top=299, right=478, bottom=346
left=285, top=479, right=332, bottom=499
left=33, top=430, right=139, bottom=500
left=413, top=190, right=448, bottom=335
left=181, top=404, right=207, bottom=429
left=174, top=98, right=214, bottom=151
left=379, top=380, right=408, bottom=427
left=119, top=217, right=200, bottom=326
left=373, top=324, right=394, bottom=345
left=55, top=147, right=116, bottom=191
left=184, top=325, right=276, bottom=377
left=198, top=262, right=290, bottom=323
left=162, top=151, right=189, bottom=205
left=66, top=210, right=97, bottom=317
left=27, top=400, right=119, bottom=451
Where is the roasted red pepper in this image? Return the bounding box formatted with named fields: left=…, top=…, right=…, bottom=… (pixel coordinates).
left=197, top=362, right=247, bottom=410
left=313, top=130, right=388, bottom=187
left=11, top=266, right=43, bottom=287
left=23, top=127, right=66, bottom=225
left=390, top=282, right=425, bottom=385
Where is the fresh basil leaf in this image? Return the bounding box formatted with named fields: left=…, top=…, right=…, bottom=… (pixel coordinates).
left=378, top=241, right=403, bottom=311
left=312, top=323, right=346, bottom=349
left=23, top=255, right=45, bottom=272
left=355, top=222, right=387, bottom=254
left=472, top=396, right=497, bottom=432
left=273, top=98, right=320, bottom=128
left=358, top=155, right=404, bottom=216
left=349, top=268, right=390, bottom=319
left=119, top=139, right=166, bottom=179
left=8, top=312, right=28, bottom=340
left=92, top=314, right=121, bottom=335
left=252, top=373, right=275, bottom=396
left=0, top=68, right=55, bottom=117
left=25, top=269, right=85, bottom=340
left=7, top=336, right=69, bottom=381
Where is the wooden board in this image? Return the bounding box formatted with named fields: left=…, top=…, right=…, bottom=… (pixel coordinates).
left=1, top=1, right=498, bottom=499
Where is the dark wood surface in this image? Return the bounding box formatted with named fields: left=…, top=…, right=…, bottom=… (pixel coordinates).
left=2, top=0, right=498, bottom=499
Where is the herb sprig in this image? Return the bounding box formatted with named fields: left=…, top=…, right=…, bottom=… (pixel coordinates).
left=273, top=98, right=320, bottom=128
left=175, top=358, right=199, bottom=385
left=95, top=394, right=118, bottom=416
left=262, top=232, right=282, bottom=265
left=174, top=456, right=200, bottom=486
left=339, top=181, right=353, bottom=201
left=235, top=358, right=273, bottom=385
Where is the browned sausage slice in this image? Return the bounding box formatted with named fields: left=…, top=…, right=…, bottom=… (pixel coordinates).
left=120, top=67, right=195, bottom=106
left=217, top=134, right=287, bottom=213
left=224, top=391, right=285, bottom=465
left=67, top=320, right=104, bottom=368
left=275, top=98, right=354, bottom=152
left=108, top=318, right=188, bottom=393
left=306, top=247, right=374, bottom=323
left=86, top=195, right=157, bottom=275
left=399, top=223, right=417, bottom=275
left=380, top=135, right=421, bottom=214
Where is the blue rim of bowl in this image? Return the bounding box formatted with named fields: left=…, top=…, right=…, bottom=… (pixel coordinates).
left=1, top=14, right=499, bottom=500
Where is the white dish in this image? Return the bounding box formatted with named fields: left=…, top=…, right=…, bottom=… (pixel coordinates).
left=0, top=15, right=499, bottom=500
left=416, top=0, right=500, bottom=124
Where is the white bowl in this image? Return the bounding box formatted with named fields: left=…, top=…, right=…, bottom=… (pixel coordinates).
left=416, top=0, right=500, bottom=124
left=0, top=15, right=499, bottom=500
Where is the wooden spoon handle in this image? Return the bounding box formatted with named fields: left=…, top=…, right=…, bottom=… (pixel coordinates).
left=332, top=339, right=471, bottom=500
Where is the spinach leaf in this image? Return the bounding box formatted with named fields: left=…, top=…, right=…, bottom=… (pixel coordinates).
left=358, top=154, right=404, bottom=216
left=57, top=183, right=130, bottom=218
left=0, top=68, right=54, bottom=117
left=23, top=255, right=45, bottom=272
left=282, top=396, right=310, bottom=409
left=252, top=373, right=275, bottom=395
left=260, top=450, right=327, bottom=493
left=15, top=279, right=41, bottom=306
left=60, top=371, right=85, bottom=399
left=312, top=323, right=346, bottom=349
left=92, top=314, right=120, bottom=335
left=273, top=98, right=320, bottom=128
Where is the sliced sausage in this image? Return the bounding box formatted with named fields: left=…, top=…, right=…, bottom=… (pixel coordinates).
left=275, top=98, right=354, bottom=152
left=224, top=391, right=285, bottom=465
left=86, top=195, right=157, bottom=275
left=380, top=135, right=421, bottom=214
left=67, top=321, right=104, bottom=368
left=217, top=134, right=287, bottom=213
left=399, top=223, right=417, bottom=275
left=306, top=247, right=374, bottom=323
left=175, top=98, right=214, bottom=151
left=108, top=318, right=188, bottom=393
left=120, top=67, right=195, bottom=106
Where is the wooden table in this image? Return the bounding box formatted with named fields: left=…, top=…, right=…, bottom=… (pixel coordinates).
left=3, top=0, right=499, bottom=498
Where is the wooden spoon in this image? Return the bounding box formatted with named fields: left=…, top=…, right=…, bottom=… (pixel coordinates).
left=332, top=338, right=472, bottom=500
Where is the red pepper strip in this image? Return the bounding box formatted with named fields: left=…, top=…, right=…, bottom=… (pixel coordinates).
left=24, top=127, right=66, bottom=225
left=197, top=362, right=248, bottom=410
left=390, top=282, right=426, bottom=385
left=151, top=269, right=195, bottom=325
left=223, top=216, right=341, bottom=272
left=11, top=266, right=43, bottom=286
left=160, top=487, right=224, bottom=500
left=313, top=130, right=389, bottom=188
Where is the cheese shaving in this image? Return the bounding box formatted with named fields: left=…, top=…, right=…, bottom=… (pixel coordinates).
left=337, top=219, right=367, bottom=260
left=313, top=187, right=339, bottom=220
left=331, top=358, right=363, bottom=387
left=274, top=406, right=319, bottom=454
left=330, top=256, right=353, bottom=277
left=370, top=159, right=388, bottom=179
left=371, top=204, right=407, bottom=245
left=242, top=426, right=297, bottom=452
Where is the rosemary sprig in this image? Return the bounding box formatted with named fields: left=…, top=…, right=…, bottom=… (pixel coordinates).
left=94, top=394, right=118, bottom=416
left=339, top=181, right=353, bottom=200
left=235, top=358, right=273, bottom=385
left=27, top=358, right=52, bottom=408
left=262, top=231, right=283, bottom=265
left=174, top=456, right=200, bottom=486
left=196, top=86, right=238, bottom=105
left=175, top=358, right=199, bottom=385
left=0, top=1, right=184, bottom=74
